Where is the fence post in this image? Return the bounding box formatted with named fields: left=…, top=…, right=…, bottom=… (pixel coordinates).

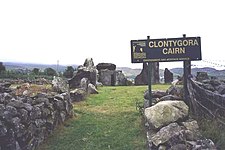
left=183, top=34, right=191, bottom=107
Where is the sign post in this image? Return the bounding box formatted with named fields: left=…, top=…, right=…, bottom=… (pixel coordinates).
left=131, top=36, right=201, bottom=63
left=147, top=36, right=152, bottom=107
left=148, top=62, right=152, bottom=107
left=131, top=35, right=201, bottom=107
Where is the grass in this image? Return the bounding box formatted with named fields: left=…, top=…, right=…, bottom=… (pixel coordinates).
left=38, top=85, right=170, bottom=150
left=196, top=117, right=225, bottom=149
left=11, top=83, right=52, bottom=96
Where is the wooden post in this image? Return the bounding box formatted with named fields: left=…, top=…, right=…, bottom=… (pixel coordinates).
left=147, top=36, right=152, bottom=107
left=183, top=34, right=191, bottom=106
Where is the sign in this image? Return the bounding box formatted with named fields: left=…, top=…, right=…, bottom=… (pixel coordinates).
left=131, top=37, right=201, bottom=63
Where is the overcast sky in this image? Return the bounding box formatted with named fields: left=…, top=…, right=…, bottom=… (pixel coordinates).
left=0, top=0, right=225, bottom=69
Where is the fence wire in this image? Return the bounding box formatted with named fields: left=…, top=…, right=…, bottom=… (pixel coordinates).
left=188, top=79, right=225, bottom=124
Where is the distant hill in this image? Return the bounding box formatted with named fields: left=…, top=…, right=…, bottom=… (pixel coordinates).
left=117, top=67, right=141, bottom=79
left=117, top=67, right=165, bottom=80
left=3, top=62, right=78, bottom=72
left=4, top=62, right=224, bottom=80
left=117, top=66, right=225, bottom=81
left=170, top=67, right=225, bottom=79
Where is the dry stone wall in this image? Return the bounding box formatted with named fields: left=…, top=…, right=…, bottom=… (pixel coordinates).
left=144, top=86, right=216, bottom=150
left=0, top=83, right=73, bottom=150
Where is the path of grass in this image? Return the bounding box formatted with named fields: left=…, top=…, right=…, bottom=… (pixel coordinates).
left=38, top=85, right=169, bottom=150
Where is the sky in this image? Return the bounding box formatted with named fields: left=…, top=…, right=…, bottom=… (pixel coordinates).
left=0, top=0, right=225, bottom=69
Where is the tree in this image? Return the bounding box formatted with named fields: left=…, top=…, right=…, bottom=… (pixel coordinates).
left=0, top=62, right=6, bottom=73
left=32, top=68, right=40, bottom=75
left=63, top=66, right=74, bottom=78
left=44, top=67, right=57, bottom=76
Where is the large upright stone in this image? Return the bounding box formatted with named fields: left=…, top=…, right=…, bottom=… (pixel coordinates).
left=97, top=63, right=118, bottom=86
left=134, top=63, right=148, bottom=85
left=69, top=58, right=97, bottom=88
left=151, top=62, right=160, bottom=84
left=83, top=58, right=95, bottom=69
left=115, top=70, right=127, bottom=86
left=98, top=69, right=116, bottom=86
left=80, top=78, right=89, bottom=91
left=135, top=62, right=159, bottom=85
left=52, top=76, right=68, bottom=93
left=144, top=100, right=189, bottom=129
left=164, top=68, right=173, bottom=83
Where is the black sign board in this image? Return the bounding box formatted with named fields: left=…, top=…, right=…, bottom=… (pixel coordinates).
left=131, top=37, right=201, bottom=63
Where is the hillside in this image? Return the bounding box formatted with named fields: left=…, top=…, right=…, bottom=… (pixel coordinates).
left=117, top=67, right=165, bottom=80
left=3, top=62, right=78, bottom=72
left=117, top=67, right=141, bottom=79
left=3, top=62, right=225, bottom=79
left=170, top=67, right=225, bottom=79
left=117, top=67, right=225, bottom=80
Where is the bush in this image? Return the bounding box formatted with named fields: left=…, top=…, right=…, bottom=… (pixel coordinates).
left=32, top=68, right=40, bottom=75
left=63, top=66, right=74, bottom=78
left=44, top=68, right=57, bottom=76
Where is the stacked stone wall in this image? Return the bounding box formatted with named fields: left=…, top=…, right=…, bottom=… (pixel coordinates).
left=0, top=84, right=73, bottom=150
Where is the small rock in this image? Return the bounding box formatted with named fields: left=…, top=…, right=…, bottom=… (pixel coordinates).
left=88, top=83, right=98, bottom=94
left=151, top=123, right=183, bottom=146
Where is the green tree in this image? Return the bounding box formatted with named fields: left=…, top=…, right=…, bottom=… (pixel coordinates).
left=32, top=68, right=40, bottom=75
left=0, top=62, right=6, bottom=73
left=44, top=67, right=57, bottom=76
left=63, top=66, right=74, bottom=78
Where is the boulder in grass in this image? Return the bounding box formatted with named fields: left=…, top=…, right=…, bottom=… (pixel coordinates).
left=88, top=83, right=98, bottom=94
left=70, top=88, right=86, bottom=102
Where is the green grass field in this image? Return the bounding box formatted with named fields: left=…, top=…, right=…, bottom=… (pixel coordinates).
left=38, top=85, right=169, bottom=150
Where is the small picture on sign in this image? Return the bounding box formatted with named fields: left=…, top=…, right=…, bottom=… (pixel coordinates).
left=131, top=40, right=147, bottom=63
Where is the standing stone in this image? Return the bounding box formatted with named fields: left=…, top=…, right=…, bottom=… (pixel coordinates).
left=134, top=62, right=159, bottom=85
left=83, top=58, right=95, bottom=68
left=69, top=58, right=97, bottom=88
left=80, top=78, right=89, bottom=91
left=164, top=68, right=173, bottom=83
left=97, top=63, right=117, bottom=86
left=115, top=70, right=127, bottom=86
left=98, top=69, right=116, bottom=86
left=52, top=76, right=68, bottom=93
left=151, top=62, right=160, bottom=84
left=134, top=63, right=148, bottom=85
